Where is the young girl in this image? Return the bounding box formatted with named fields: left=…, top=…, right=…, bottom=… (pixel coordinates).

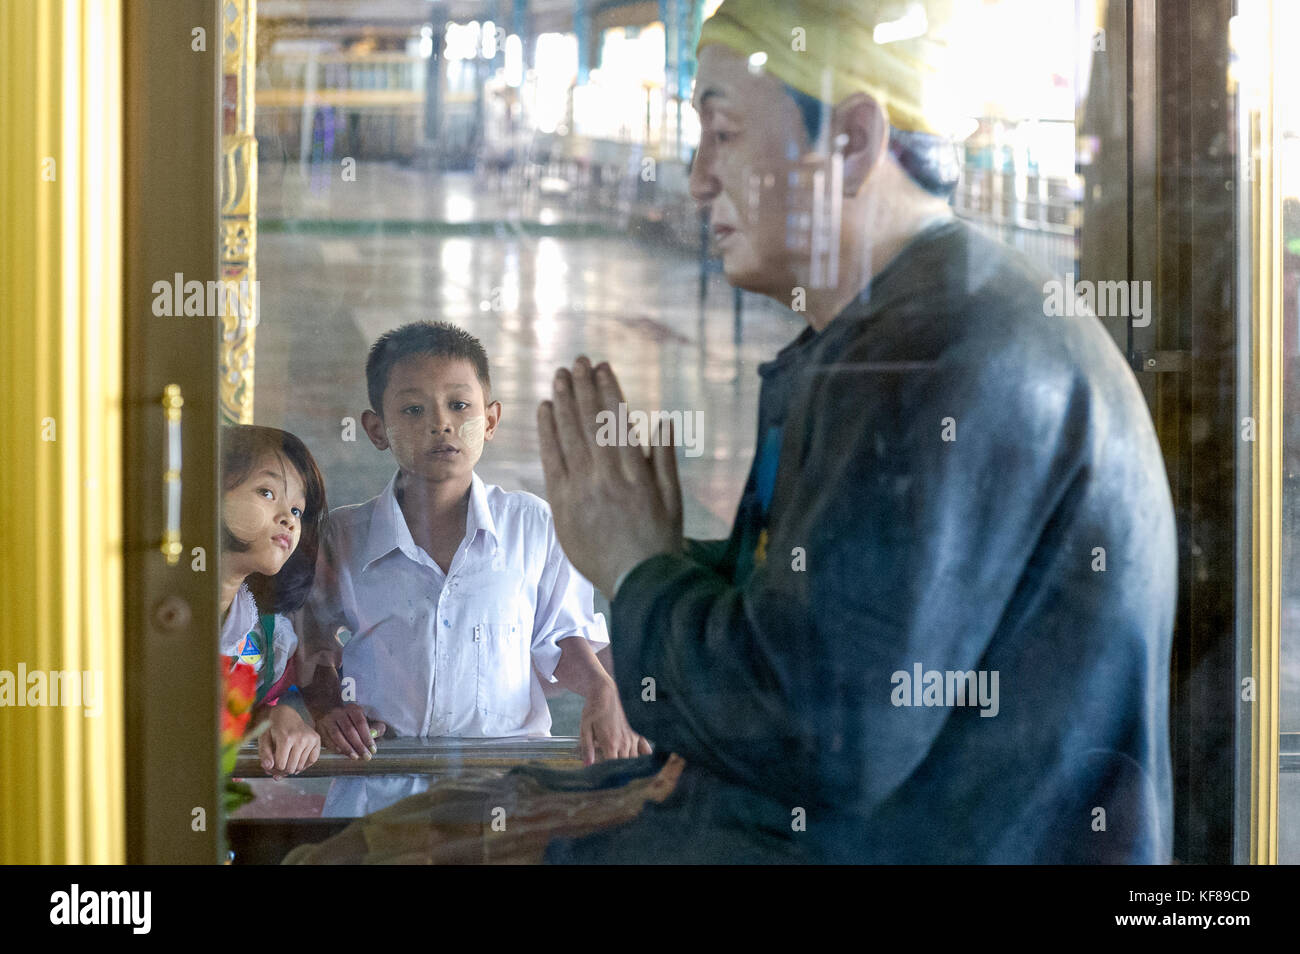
left=220, top=425, right=327, bottom=780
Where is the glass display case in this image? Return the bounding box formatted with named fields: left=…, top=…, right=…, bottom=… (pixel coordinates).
left=4, top=0, right=1298, bottom=871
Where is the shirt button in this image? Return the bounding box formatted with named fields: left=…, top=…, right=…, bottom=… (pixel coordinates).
left=442, top=619, right=450, bottom=627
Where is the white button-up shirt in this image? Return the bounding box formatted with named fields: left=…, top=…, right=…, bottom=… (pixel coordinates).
left=300, top=471, right=608, bottom=740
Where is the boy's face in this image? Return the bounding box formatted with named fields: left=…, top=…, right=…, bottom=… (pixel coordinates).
left=222, top=450, right=305, bottom=577
left=364, top=354, right=500, bottom=482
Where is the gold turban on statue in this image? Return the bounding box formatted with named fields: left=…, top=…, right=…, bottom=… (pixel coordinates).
left=696, top=0, right=976, bottom=138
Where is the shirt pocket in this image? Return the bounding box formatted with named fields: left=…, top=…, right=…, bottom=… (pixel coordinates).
left=475, top=621, right=532, bottom=730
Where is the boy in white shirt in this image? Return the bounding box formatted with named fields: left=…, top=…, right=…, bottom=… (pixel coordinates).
left=298, top=322, right=648, bottom=816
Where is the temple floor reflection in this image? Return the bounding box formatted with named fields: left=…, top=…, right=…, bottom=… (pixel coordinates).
left=251, top=158, right=802, bottom=739
left=254, top=159, right=804, bottom=540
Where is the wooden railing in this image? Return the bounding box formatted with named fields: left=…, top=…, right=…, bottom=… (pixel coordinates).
left=234, top=736, right=585, bottom=777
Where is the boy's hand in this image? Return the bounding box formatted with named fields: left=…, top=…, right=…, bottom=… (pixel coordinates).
left=538, top=357, right=684, bottom=598
left=580, top=683, right=653, bottom=765
left=317, top=703, right=387, bottom=760
left=258, top=705, right=322, bottom=780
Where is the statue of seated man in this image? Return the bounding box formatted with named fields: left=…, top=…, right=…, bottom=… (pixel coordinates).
left=291, top=0, right=1177, bottom=865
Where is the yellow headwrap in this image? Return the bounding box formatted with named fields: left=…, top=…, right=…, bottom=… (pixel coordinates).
left=697, top=0, right=975, bottom=137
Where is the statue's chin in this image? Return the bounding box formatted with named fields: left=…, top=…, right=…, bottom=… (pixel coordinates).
left=720, top=260, right=765, bottom=295
left=723, top=266, right=783, bottom=301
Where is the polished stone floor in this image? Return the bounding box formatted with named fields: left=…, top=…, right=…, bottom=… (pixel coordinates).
left=258, top=156, right=609, bottom=226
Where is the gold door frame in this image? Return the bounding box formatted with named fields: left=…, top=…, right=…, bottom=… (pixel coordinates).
left=1235, top=0, right=1286, bottom=866
left=0, top=0, right=126, bottom=864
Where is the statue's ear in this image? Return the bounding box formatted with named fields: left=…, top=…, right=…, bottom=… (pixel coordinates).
left=833, top=93, right=890, bottom=196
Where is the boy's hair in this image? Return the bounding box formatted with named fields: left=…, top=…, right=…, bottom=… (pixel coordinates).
left=221, top=424, right=327, bottom=615
left=366, top=321, right=492, bottom=415
left=783, top=81, right=962, bottom=198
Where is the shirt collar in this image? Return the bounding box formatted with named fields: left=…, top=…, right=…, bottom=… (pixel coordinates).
left=361, top=471, right=499, bottom=571
left=466, top=471, right=500, bottom=547
left=758, top=219, right=965, bottom=380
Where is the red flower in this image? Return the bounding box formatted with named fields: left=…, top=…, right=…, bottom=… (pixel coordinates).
left=223, top=656, right=257, bottom=717
left=220, top=655, right=257, bottom=748
left=219, top=655, right=262, bottom=826
left=221, top=706, right=252, bottom=749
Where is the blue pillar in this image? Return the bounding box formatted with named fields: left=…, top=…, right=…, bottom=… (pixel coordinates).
left=424, top=11, right=446, bottom=145
left=659, top=0, right=673, bottom=99
left=489, top=0, right=502, bottom=68
left=512, top=0, right=530, bottom=69
left=664, top=0, right=703, bottom=159
left=574, top=0, right=589, bottom=84
left=680, top=0, right=699, bottom=100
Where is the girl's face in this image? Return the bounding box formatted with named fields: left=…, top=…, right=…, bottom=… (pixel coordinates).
left=223, top=450, right=307, bottom=579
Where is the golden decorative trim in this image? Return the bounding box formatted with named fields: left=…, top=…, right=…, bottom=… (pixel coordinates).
left=255, top=88, right=424, bottom=108
left=220, top=0, right=257, bottom=423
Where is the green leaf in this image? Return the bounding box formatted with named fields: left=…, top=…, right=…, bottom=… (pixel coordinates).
left=223, top=779, right=256, bottom=815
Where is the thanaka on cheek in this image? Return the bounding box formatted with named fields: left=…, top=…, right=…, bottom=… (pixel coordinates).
left=224, top=502, right=268, bottom=542
left=458, top=416, right=486, bottom=455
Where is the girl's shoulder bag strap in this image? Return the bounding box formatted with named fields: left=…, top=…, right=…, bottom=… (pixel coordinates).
left=254, top=614, right=277, bottom=705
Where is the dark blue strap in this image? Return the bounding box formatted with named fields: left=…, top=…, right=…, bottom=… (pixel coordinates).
left=254, top=614, right=276, bottom=705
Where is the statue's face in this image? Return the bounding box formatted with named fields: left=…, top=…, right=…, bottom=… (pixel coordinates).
left=689, top=44, right=818, bottom=300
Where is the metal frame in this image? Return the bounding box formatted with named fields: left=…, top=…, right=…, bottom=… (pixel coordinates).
left=1124, top=0, right=1286, bottom=865
left=1085, top=0, right=1246, bottom=863
left=122, top=0, right=223, bottom=864
left=1144, top=0, right=1243, bottom=868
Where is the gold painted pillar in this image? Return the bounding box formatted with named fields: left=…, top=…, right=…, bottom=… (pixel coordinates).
left=1231, top=0, right=1286, bottom=865
left=221, top=0, right=258, bottom=423
left=1242, top=0, right=1284, bottom=866
left=0, top=0, right=125, bottom=863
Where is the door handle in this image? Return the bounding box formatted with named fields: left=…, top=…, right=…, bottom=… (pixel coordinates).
left=160, top=383, right=183, bottom=565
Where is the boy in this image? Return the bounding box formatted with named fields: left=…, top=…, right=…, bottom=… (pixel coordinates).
left=298, top=321, right=648, bottom=817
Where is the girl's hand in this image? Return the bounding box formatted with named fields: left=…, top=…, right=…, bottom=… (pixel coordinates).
left=258, top=705, right=322, bottom=780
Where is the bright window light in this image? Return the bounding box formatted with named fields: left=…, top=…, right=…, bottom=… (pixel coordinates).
left=874, top=3, right=927, bottom=45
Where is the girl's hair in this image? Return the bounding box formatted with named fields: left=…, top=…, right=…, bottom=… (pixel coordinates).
left=221, top=425, right=327, bottom=614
